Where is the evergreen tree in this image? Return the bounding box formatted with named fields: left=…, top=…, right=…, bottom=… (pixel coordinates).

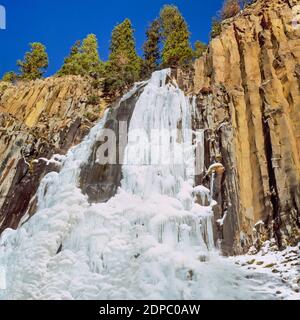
left=81, top=34, right=103, bottom=78
left=193, top=41, right=207, bottom=59
left=2, top=71, right=17, bottom=82
left=104, top=19, right=141, bottom=96
left=142, top=19, right=161, bottom=78
left=160, top=5, right=193, bottom=67
left=17, top=42, right=49, bottom=80
left=58, top=40, right=83, bottom=76
left=58, top=34, right=103, bottom=77
left=70, top=40, right=81, bottom=56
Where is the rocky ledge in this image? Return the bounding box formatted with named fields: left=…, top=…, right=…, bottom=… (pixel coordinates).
left=0, top=76, right=107, bottom=233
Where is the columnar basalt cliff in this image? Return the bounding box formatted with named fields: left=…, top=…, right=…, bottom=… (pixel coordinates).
left=0, top=77, right=107, bottom=233
left=188, top=0, right=300, bottom=254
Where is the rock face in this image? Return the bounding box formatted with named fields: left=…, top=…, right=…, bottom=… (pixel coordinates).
left=190, top=0, right=300, bottom=254
left=0, top=76, right=107, bottom=233
left=80, top=83, right=146, bottom=203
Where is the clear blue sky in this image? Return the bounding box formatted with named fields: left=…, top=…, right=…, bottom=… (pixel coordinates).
left=0, top=0, right=223, bottom=78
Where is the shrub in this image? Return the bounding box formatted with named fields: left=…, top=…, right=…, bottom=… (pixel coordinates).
left=87, top=95, right=100, bottom=106
left=2, top=71, right=17, bottom=82
left=211, top=18, right=222, bottom=39
left=221, top=0, right=241, bottom=20
left=193, top=41, right=207, bottom=59
left=91, top=78, right=103, bottom=90
left=0, top=84, right=8, bottom=94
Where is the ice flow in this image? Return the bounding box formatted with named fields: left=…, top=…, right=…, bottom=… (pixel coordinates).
left=0, top=69, right=275, bottom=300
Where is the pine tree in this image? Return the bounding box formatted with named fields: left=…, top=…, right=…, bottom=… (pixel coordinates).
left=142, top=19, right=161, bottom=78
left=193, top=41, right=207, bottom=59
left=70, top=40, right=81, bottom=56
left=104, top=19, right=141, bottom=96
left=58, top=34, right=103, bottom=77
left=17, top=42, right=48, bottom=80
left=58, top=40, right=83, bottom=76
left=160, top=5, right=193, bottom=67
left=81, top=34, right=103, bottom=78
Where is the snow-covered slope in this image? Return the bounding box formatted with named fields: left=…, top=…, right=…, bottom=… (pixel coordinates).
left=231, top=241, right=300, bottom=300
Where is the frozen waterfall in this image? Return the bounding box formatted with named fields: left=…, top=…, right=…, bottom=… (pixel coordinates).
left=0, top=69, right=276, bottom=300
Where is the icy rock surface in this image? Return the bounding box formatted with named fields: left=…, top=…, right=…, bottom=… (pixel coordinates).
left=0, top=69, right=292, bottom=300
left=231, top=241, right=300, bottom=300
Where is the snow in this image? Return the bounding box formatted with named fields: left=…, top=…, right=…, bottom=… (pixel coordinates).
left=0, top=69, right=298, bottom=300
left=217, top=212, right=227, bottom=226
left=120, top=80, right=148, bottom=103
left=193, top=185, right=210, bottom=195
left=32, top=154, right=66, bottom=166
left=231, top=241, right=300, bottom=300
left=254, top=220, right=264, bottom=227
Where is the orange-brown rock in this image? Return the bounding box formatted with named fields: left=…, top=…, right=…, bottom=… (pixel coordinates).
left=191, top=0, right=300, bottom=254
left=0, top=76, right=107, bottom=232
